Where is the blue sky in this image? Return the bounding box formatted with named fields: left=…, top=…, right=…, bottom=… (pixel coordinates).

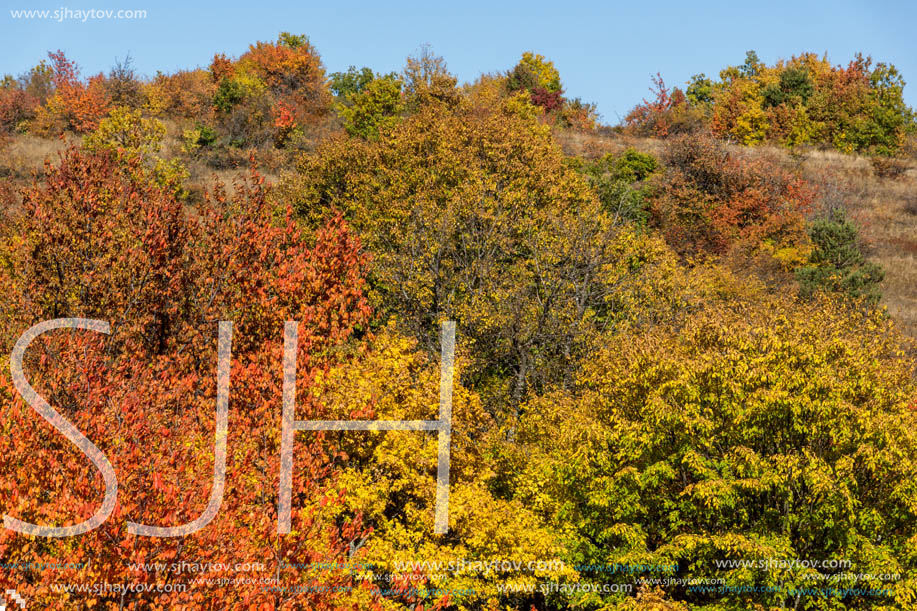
left=2, top=0, right=915, bottom=124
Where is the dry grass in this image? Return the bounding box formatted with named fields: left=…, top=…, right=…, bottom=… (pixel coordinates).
left=554, top=128, right=665, bottom=160
left=0, top=134, right=77, bottom=181
left=0, top=134, right=79, bottom=220
left=0, top=128, right=284, bottom=213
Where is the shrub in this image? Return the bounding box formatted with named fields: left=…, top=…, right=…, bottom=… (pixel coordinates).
left=615, top=148, right=659, bottom=181
left=0, top=81, right=38, bottom=134
left=84, top=106, right=190, bottom=199
left=83, top=106, right=166, bottom=157
left=270, top=98, right=299, bottom=146
left=213, top=77, right=245, bottom=113
left=18, top=61, right=54, bottom=105
left=560, top=96, right=599, bottom=130
left=870, top=155, right=910, bottom=179
left=197, top=33, right=336, bottom=150
left=671, top=51, right=917, bottom=155
left=651, top=134, right=814, bottom=255
left=0, top=62, right=54, bottom=134
left=529, top=85, right=564, bottom=112
left=0, top=147, right=377, bottom=609
left=143, top=68, right=215, bottom=121
left=625, top=74, right=704, bottom=137
left=580, top=148, right=660, bottom=226
left=104, top=53, right=143, bottom=108
left=196, top=123, right=217, bottom=146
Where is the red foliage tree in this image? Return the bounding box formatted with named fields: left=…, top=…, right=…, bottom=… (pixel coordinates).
left=0, top=149, right=380, bottom=609
left=529, top=86, right=564, bottom=113
left=625, top=73, right=677, bottom=137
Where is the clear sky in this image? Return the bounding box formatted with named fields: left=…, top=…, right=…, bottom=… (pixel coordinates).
left=2, top=0, right=916, bottom=124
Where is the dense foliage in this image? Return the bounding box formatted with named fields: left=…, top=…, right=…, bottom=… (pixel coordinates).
left=0, top=150, right=377, bottom=609
left=626, top=51, right=916, bottom=155
left=1, top=35, right=915, bottom=610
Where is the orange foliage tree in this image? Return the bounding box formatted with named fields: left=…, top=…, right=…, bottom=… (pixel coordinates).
left=144, top=69, right=216, bottom=123
left=0, top=148, right=381, bottom=609
left=207, top=33, right=333, bottom=147
left=0, top=83, right=38, bottom=136
left=31, top=51, right=111, bottom=134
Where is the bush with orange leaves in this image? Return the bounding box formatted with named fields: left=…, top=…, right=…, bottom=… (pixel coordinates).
left=650, top=133, right=815, bottom=256
left=30, top=50, right=110, bottom=135
left=0, top=61, right=53, bottom=136
left=206, top=32, right=332, bottom=147
left=239, top=33, right=330, bottom=112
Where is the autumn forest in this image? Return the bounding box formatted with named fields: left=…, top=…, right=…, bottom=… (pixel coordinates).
left=1, top=30, right=917, bottom=611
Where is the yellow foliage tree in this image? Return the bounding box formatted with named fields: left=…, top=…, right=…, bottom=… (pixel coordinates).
left=314, top=325, right=574, bottom=609
left=282, top=92, right=682, bottom=413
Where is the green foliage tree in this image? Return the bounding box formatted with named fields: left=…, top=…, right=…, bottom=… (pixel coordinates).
left=329, top=65, right=375, bottom=98
left=686, top=73, right=714, bottom=107
left=795, top=209, right=884, bottom=303
left=761, top=66, right=814, bottom=108
left=502, top=282, right=917, bottom=609
left=861, top=61, right=915, bottom=156
left=579, top=148, right=659, bottom=226
left=213, top=77, right=245, bottom=113
left=0, top=147, right=377, bottom=609
left=278, top=31, right=310, bottom=49
left=336, top=74, right=404, bottom=140
left=740, top=50, right=763, bottom=77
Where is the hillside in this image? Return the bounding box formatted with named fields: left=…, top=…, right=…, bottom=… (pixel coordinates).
left=1, top=35, right=917, bottom=611
left=558, top=129, right=917, bottom=336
